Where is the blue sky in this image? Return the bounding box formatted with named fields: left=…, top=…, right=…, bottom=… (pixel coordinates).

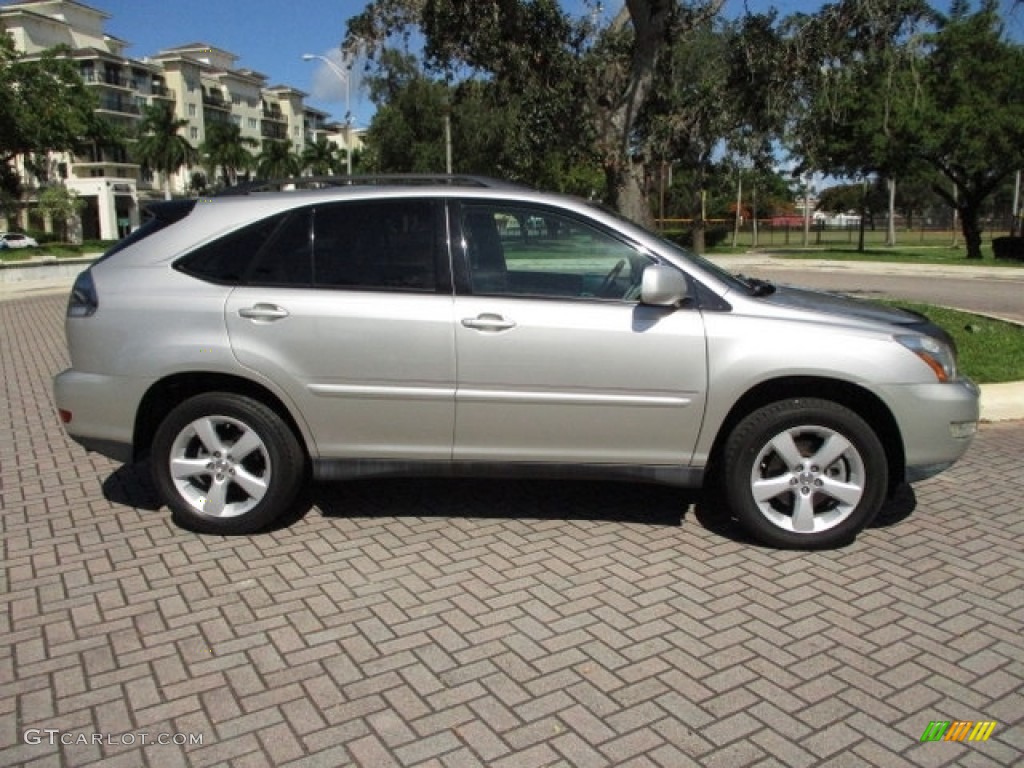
left=87, top=0, right=1024, bottom=129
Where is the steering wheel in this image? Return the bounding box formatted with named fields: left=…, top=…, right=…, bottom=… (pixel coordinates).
left=598, top=259, right=627, bottom=297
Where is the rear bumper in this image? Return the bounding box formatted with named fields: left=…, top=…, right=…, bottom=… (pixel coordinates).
left=53, top=369, right=149, bottom=463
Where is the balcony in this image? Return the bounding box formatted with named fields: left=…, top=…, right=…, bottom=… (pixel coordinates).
left=261, top=122, right=288, bottom=140
left=96, top=97, right=142, bottom=116
left=202, top=91, right=230, bottom=111
left=82, top=71, right=138, bottom=90
left=150, top=85, right=176, bottom=100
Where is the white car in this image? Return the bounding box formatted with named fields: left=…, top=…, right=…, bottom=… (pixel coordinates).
left=0, top=232, right=39, bottom=249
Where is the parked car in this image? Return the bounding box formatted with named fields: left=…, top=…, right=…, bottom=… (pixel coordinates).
left=53, top=176, right=979, bottom=549
left=0, top=232, right=39, bottom=249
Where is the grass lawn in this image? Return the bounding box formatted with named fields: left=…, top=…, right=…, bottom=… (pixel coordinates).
left=879, top=300, right=1024, bottom=384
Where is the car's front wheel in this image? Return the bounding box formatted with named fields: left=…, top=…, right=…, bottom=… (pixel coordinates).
left=151, top=393, right=305, bottom=534
left=721, top=398, right=888, bottom=549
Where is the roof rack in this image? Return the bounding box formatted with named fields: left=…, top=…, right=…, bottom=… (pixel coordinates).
left=214, top=174, right=524, bottom=197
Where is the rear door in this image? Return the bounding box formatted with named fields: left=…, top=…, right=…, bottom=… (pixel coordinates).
left=222, top=199, right=456, bottom=459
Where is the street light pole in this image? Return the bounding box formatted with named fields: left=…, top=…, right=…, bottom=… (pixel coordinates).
left=302, top=52, right=353, bottom=175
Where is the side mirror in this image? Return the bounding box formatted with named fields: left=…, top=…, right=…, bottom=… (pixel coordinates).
left=640, top=264, right=689, bottom=307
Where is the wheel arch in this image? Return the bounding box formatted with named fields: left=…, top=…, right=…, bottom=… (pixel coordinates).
left=132, top=372, right=309, bottom=464
left=707, top=376, right=905, bottom=492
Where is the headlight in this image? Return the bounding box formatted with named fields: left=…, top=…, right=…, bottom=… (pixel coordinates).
left=896, top=334, right=956, bottom=382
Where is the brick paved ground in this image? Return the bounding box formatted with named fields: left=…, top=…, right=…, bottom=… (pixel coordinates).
left=1, top=293, right=1022, bottom=768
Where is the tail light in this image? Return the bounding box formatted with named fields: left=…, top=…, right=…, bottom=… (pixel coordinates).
left=68, top=270, right=98, bottom=318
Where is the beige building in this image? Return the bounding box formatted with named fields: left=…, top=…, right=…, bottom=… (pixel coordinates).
left=1, top=0, right=362, bottom=241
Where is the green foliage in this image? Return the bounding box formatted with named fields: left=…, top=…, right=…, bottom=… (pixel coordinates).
left=0, top=35, right=115, bottom=195
left=133, top=104, right=197, bottom=199
left=301, top=136, right=343, bottom=176
left=912, top=0, right=1024, bottom=258
left=256, top=140, right=300, bottom=179
left=201, top=122, right=257, bottom=187
left=36, top=185, right=85, bottom=241
left=345, top=0, right=1023, bottom=248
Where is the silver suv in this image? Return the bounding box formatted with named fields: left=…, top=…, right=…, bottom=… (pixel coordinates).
left=54, top=176, right=979, bottom=549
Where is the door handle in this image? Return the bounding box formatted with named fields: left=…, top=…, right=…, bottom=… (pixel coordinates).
left=461, top=314, right=516, bottom=332
left=238, top=303, right=290, bottom=321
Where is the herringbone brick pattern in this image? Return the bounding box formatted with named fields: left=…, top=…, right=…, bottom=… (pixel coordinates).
left=2, top=294, right=1021, bottom=767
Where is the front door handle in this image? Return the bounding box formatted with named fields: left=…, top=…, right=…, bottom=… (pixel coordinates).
left=461, top=314, right=517, bottom=332
left=238, top=303, right=290, bottom=321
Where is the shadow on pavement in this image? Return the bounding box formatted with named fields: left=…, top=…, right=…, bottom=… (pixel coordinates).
left=98, top=462, right=917, bottom=542
left=312, top=477, right=694, bottom=527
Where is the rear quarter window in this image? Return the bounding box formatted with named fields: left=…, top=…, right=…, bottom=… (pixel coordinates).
left=175, top=211, right=295, bottom=284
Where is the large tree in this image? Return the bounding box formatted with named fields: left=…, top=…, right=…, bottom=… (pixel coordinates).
left=133, top=104, right=197, bottom=200
left=0, top=35, right=113, bottom=196
left=783, top=0, right=932, bottom=250
left=346, top=0, right=725, bottom=225
left=913, top=0, right=1024, bottom=259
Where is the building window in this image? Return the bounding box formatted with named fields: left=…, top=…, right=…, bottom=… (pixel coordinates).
left=190, top=127, right=199, bottom=140
left=248, top=117, right=258, bottom=130
left=188, top=103, right=197, bottom=117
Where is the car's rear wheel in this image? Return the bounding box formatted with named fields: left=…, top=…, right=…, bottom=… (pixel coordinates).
left=721, top=398, right=888, bottom=549
left=151, top=393, right=305, bottom=534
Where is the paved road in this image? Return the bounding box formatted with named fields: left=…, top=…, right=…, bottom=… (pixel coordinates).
left=1, top=292, right=1022, bottom=767
left=711, top=256, right=1024, bottom=324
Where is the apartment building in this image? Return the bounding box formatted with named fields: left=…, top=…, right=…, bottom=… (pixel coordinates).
left=1, top=0, right=358, bottom=241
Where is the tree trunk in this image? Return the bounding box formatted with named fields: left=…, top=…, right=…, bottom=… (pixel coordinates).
left=959, top=200, right=984, bottom=259
left=601, top=0, right=725, bottom=227
left=751, top=185, right=759, bottom=248
left=604, top=162, right=651, bottom=226
left=732, top=174, right=742, bottom=248
left=886, top=177, right=896, bottom=246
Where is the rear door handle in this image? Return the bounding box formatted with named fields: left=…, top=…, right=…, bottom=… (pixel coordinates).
left=461, top=314, right=517, bottom=332
left=238, top=303, right=290, bottom=321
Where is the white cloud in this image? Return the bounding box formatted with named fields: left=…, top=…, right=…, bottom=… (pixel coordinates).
left=308, top=48, right=364, bottom=110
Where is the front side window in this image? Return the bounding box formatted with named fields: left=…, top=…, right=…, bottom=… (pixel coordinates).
left=459, top=203, right=651, bottom=301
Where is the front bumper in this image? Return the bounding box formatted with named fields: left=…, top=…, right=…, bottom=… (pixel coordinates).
left=878, top=377, right=980, bottom=483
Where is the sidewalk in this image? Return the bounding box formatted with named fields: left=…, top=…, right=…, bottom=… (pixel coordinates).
left=710, top=251, right=1024, bottom=281
left=4, top=253, right=1021, bottom=421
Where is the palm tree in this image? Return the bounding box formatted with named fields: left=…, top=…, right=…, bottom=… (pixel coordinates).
left=301, top=136, right=342, bottom=176
left=133, top=105, right=197, bottom=199
left=201, top=121, right=258, bottom=188
left=256, top=139, right=300, bottom=179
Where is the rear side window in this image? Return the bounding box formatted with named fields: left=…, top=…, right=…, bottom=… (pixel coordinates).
left=313, top=200, right=441, bottom=292
left=177, top=199, right=444, bottom=292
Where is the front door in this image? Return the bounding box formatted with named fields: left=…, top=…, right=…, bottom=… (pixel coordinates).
left=451, top=202, right=708, bottom=466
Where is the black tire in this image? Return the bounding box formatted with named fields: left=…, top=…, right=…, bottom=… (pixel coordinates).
left=150, top=393, right=305, bottom=534
left=721, top=398, right=887, bottom=549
